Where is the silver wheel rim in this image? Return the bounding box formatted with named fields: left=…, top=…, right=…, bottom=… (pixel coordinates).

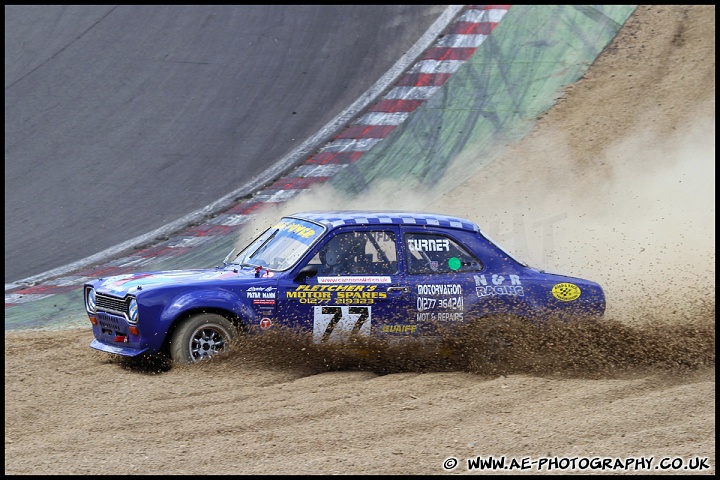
left=188, top=325, right=228, bottom=361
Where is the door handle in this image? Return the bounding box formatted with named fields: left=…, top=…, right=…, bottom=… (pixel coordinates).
left=387, top=286, right=411, bottom=293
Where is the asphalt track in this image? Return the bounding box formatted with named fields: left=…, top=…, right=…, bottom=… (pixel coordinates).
left=4, top=5, right=448, bottom=284
left=4, top=5, right=637, bottom=331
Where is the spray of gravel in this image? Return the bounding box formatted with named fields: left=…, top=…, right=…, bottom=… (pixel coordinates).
left=214, top=106, right=714, bottom=379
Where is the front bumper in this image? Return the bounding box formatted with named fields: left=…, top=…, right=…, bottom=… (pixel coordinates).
left=90, top=339, right=151, bottom=357
left=90, top=310, right=154, bottom=357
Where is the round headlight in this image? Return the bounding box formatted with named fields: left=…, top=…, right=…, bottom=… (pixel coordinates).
left=127, top=297, right=139, bottom=324
left=86, top=287, right=96, bottom=313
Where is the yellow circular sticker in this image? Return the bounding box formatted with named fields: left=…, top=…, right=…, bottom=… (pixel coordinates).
left=552, top=283, right=581, bottom=302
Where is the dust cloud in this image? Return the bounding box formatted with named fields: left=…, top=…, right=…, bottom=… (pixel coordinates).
left=244, top=103, right=715, bottom=323
left=220, top=104, right=715, bottom=380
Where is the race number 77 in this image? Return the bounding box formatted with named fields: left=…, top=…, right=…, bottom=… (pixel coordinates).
left=314, top=306, right=371, bottom=343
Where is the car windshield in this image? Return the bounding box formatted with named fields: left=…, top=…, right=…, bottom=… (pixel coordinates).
left=225, top=217, right=325, bottom=271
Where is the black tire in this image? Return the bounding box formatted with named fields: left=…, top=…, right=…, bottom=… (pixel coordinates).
left=169, top=313, right=235, bottom=364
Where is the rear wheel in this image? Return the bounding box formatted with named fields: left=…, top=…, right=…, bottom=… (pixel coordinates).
left=169, top=313, right=235, bottom=364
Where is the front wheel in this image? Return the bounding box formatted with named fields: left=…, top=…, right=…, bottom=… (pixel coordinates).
left=169, top=313, right=235, bottom=364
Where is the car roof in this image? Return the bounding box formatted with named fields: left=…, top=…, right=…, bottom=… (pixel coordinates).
left=289, top=210, right=480, bottom=233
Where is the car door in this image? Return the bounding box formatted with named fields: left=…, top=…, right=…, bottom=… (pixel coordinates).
left=400, top=227, right=484, bottom=337
left=277, top=226, right=413, bottom=343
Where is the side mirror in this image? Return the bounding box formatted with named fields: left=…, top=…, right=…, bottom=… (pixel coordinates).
left=294, top=265, right=318, bottom=283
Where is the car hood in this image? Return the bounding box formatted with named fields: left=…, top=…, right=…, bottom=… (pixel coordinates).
left=91, top=267, right=268, bottom=296
left=529, top=267, right=601, bottom=284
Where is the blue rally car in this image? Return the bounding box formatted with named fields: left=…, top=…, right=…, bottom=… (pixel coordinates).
left=85, top=211, right=605, bottom=364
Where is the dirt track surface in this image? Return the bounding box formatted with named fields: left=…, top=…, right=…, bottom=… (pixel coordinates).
left=4, top=5, right=715, bottom=475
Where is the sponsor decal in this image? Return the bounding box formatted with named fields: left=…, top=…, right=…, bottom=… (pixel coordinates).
left=260, top=318, right=272, bottom=329
left=416, top=312, right=464, bottom=322
left=448, top=257, right=461, bottom=271
left=474, top=274, right=522, bottom=286
left=246, top=287, right=277, bottom=299
left=415, top=284, right=465, bottom=316
left=274, top=221, right=317, bottom=239
left=252, top=299, right=276, bottom=305
left=248, top=286, right=277, bottom=292
left=286, top=290, right=331, bottom=303
left=417, top=296, right=464, bottom=311
left=381, top=324, right=417, bottom=334
left=286, top=284, right=387, bottom=304
left=317, top=276, right=391, bottom=284
left=552, top=282, right=581, bottom=302
left=417, top=284, right=462, bottom=295
left=474, top=275, right=524, bottom=298
left=476, top=286, right=524, bottom=297
left=408, top=238, right=450, bottom=252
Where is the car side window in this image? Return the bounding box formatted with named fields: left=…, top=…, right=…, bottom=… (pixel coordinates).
left=308, top=230, right=398, bottom=276
left=405, top=233, right=483, bottom=275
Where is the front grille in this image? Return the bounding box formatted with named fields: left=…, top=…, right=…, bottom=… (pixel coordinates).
left=96, top=294, right=128, bottom=315
left=96, top=311, right=123, bottom=331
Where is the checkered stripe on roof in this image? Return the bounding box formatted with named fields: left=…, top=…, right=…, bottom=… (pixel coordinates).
left=297, top=212, right=480, bottom=232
